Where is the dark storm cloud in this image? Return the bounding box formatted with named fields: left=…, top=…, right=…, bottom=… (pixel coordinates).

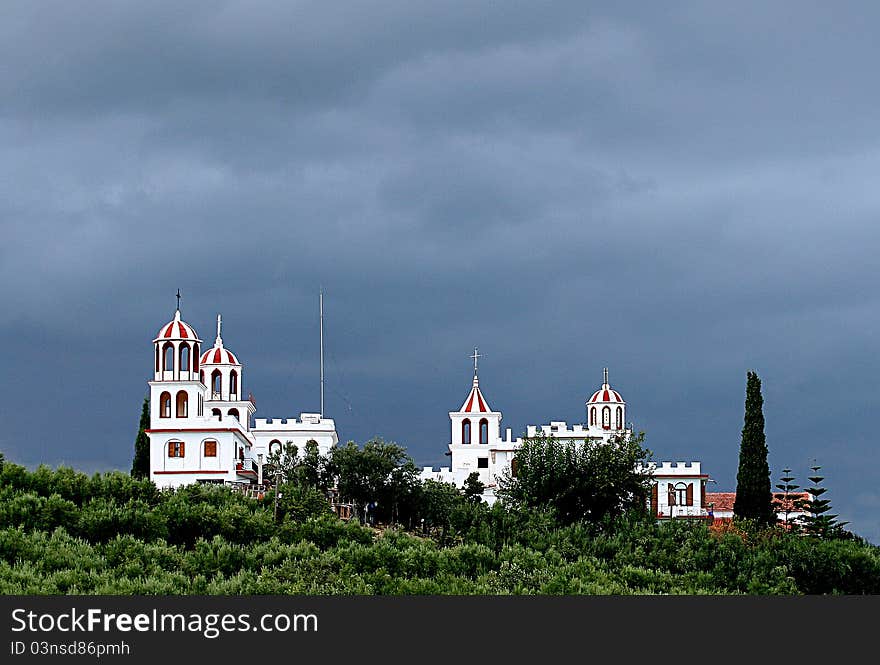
left=2, top=1, right=880, bottom=541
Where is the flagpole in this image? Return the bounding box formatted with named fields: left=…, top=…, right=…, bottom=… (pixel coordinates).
left=320, top=289, right=324, bottom=418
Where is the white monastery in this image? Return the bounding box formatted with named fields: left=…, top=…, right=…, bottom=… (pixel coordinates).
left=146, top=306, right=338, bottom=489
left=420, top=350, right=711, bottom=519
left=144, top=300, right=711, bottom=520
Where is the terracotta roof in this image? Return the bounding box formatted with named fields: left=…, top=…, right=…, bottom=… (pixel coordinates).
left=705, top=492, right=736, bottom=511
left=773, top=492, right=810, bottom=513
left=706, top=491, right=810, bottom=514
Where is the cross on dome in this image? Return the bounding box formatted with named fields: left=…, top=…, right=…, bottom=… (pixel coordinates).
left=200, top=313, right=239, bottom=366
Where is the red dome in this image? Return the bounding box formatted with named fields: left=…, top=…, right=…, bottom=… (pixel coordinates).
left=588, top=387, right=624, bottom=404
left=153, top=310, right=200, bottom=342
left=200, top=346, right=239, bottom=365
left=588, top=370, right=624, bottom=404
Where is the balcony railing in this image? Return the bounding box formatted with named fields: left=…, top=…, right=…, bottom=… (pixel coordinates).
left=235, top=459, right=258, bottom=475
left=657, top=506, right=709, bottom=519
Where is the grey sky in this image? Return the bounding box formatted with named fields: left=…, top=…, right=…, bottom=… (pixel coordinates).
left=2, top=1, right=879, bottom=542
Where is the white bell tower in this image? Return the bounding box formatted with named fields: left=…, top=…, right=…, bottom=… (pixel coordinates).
left=149, top=296, right=206, bottom=425
left=586, top=368, right=627, bottom=433
left=199, top=313, right=255, bottom=428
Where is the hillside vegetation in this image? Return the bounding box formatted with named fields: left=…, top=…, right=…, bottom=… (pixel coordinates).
left=1, top=457, right=878, bottom=595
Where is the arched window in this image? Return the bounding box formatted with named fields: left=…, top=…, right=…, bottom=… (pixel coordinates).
left=167, top=441, right=185, bottom=458
left=212, top=408, right=222, bottom=420
left=615, top=407, right=623, bottom=430
left=602, top=406, right=611, bottom=430
left=269, top=440, right=282, bottom=456
left=211, top=369, right=222, bottom=397
left=203, top=440, right=217, bottom=457
left=155, top=346, right=160, bottom=372
left=590, top=407, right=596, bottom=426
left=176, top=391, right=188, bottom=418
left=159, top=391, right=171, bottom=418
left=179, top=343, right=190, bottom=375
left=200, top=371, right=205, bottom=385
left=193, top=343, right=199, bottom=372
left=511, top=457, right=519, bottom=478
left=673, top=482, right=690, bottom=507
left=479, top=418, right=488, bottom=445
left=228, top=408, right=240, bottom=421
left=462, top=419, right=471, bottom=444
left=230, top=370, right=238, bottom=398
left=163, top=342, right=174, bottom=372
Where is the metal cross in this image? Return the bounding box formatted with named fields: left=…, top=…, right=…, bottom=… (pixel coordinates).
left=176, top=289, right=181, bottom=311
left=470, top=347, right=482, bottom=375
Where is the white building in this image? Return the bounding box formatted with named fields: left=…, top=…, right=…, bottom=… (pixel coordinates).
left=646, top=461, right=710, bottom=519
left=422, top=355, right=710, bottom=518
left=146, top=307, right=338, bottom=489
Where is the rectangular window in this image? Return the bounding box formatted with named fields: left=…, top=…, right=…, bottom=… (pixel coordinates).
left=675, top=486, right=688, bottom=506
left=204, top=440, right=217, bottom=457
left=477, top=457, right=488, bottom=468
left=167, top=441, right=185, bottom=458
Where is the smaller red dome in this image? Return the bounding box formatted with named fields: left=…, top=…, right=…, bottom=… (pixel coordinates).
left=587, top=369, right=624, bottom=404
left=201, top=347, right=239, bottom=365
left=200, top=313, right=240, bottom=365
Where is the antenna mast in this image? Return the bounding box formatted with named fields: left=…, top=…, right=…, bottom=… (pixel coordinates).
left=320, top=289, right=324, bottom=418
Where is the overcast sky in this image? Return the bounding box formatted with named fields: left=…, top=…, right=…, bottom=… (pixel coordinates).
left=2, top=1, right=879, bottom=542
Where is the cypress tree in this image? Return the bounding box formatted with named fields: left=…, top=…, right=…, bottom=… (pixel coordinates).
left=131, top=397, right=151, bottom=479
left=733, top=371, right=775, bottom=524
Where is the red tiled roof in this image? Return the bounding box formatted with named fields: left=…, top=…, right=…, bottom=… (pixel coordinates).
left=705, top=492, right=736, bottom=511
left=706, top=491, right=810, bottom=514
left=772, top=492, right=810, bottom=513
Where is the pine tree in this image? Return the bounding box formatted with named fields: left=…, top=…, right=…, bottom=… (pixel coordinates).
left=801, top=464, right=848, bottom=538
left=733, top=371, right=775, bottom=524
left=130, top=397, right=151, bottom=479
left=773, top=467, right=803, bottom=528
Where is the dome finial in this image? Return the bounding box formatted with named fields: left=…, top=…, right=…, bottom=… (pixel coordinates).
left=176, top=288, right=181, bottom=313
left=604, top=367, right=609, bottom=386
left=216, top=313, right=223, bottom=346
